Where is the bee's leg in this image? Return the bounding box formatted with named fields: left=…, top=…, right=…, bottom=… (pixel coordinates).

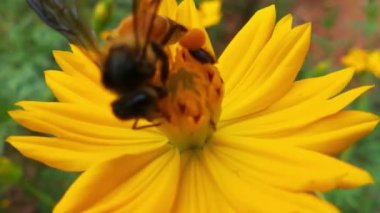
left=177, top=28, right=216, bottom=64
left=150, top=42, right=169, bottom=84
left=132, top=118, right=161, bottom=130
left=132, top=118, right=140, bottom=129
left=159, top=17, right=187, bottom=45
left=189, top=48, right=216, bottom=64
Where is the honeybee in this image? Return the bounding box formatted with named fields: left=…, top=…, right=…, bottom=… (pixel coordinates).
left=27, top=0, right=215, bottom=128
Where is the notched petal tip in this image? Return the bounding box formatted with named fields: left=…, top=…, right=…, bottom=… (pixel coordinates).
left=271, top=14, right=293, bottom=40
left=8, top=110, right=24, bottom=121
left=219, top=3, right=277, bottom=99
left=342, top=66, right=356, bottom=76
left=356, top=84, right=375, bottom=93
left=14, top=101, right=37, bottom=110
left=69, top=44, right=80, bottom=54
left=44, top=70, right=61, bottom=79
left=294, top=22, right=312, bottom=36
left=6, top=136, right=17, bottom=145
left=281, top=14, right=293, bottom=23
left=263, top=4, right=276, bottom=12
left=338, top=166, right=374, bottom=189
left=329, top=67, right=355, bottom=87
left=52, top=49, right=69, bottom=56
left=52, top=50, right=69, bottom=62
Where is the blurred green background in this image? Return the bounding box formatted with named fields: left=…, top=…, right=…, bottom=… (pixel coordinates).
left=1, top=0, right=380, bottom=212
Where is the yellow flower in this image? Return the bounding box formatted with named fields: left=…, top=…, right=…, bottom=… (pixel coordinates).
left=8, top=0, right=379, bottom=212
left=367, top=50, right=380, bottom=78
left=199, top=0, right=222, bottom=27
left=341, top=48, right=368, bottom=73
left=341, top=48, right=380, bottom=78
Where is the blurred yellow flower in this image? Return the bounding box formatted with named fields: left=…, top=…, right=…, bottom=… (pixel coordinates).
left=94, top=0, right=112, bottom=20
left=0, top=199, right=10, bottom=209
left=367, top=50, right=380, bottom=78
left=8, top=0, right=378, bottom=212
left=342, top=48, right=380, bottom=78
left=93, top=0, right=113, bottom=33
left=341, top=48, right=368, bottom=72
left=199, top=0, right=222, bottom=27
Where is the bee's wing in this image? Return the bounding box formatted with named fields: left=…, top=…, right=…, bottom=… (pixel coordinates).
left=133, top=0, right=162, bottom=58
left=27, top=0, right=102, bottom=64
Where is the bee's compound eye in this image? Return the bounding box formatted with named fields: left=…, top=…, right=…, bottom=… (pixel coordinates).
left=179, top=28, right=206, bottom=51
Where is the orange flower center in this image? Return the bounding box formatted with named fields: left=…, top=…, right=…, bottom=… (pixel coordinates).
left=158, top=48, right=224, bottom=151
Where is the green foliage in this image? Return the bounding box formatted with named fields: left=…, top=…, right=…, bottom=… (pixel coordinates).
left=0, top=157, right=22, bottom=193
left=321, top=7, right=338, bottom=30
left=93, top=0, right=116, bottom=34
left=273, top=0, right=295, bottom=18
left=0, top=0, right=76, bottom=211
left=363, top=0, right=380, bottom=36
left=0, top=0, right=62, bottom=137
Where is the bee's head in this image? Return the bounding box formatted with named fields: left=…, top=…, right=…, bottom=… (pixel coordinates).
left=102, top=45, right=156, bottom=94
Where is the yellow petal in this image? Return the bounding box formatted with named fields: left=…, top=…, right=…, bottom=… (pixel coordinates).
left=199, top=0, right=222, bottom=27
left=172, top=151, right=235, bottom=212
left=284, top=111, right=379, bottom=154
left=7, top=136, right=165, bottom=172
left=158, top=0, right=177, bottom=19
left=9, top=105, right=164, bottom=145
left=219, top=86, right=373, bottom=136
left=69, top=44, right=102, bottom=81
left=220, top=110, right=378, bottom=155
left=53, top=50, right=101, bottom=83
left=218, top=5, right=276, bottom=94
left=220, top=68, right=355, bottom=128
left=200, top=145, right=340, bottom=213
left=54, top=146, right=179, bottom=212
left=15, top=101, right=160, bottom=134
left=263, top=68, right=354, bottom=114
left=222, top=23, right=311, bottom=120
left=45, top=71, right=114, bottom=105
left=212, top=133, right=373, bottom=192
left=271, top=14, right=293, bottom=38
left=176, top=0, right=214, bottom=55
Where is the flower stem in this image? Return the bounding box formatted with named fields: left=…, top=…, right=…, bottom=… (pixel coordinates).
left=20, top=179, right=55, bottom=207
left=357, top=71, right=372, bottom=110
